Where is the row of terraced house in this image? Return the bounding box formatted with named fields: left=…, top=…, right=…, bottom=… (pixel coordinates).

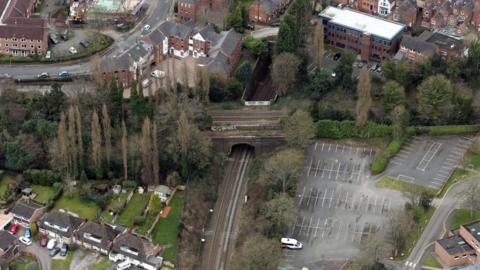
left=0, top=199, right=164, bottom=270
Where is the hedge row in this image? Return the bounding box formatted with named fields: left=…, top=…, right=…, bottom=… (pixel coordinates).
left=316, top=120, right=392, bottom=139
left=371, top=135, right=410, bottom=175
left=24, top=169, right=62, bottom=186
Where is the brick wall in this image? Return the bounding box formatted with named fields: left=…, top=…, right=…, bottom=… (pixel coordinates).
left=434, top=242, right=473, bottom=267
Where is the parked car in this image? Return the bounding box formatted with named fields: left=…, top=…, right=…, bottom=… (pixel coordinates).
left=58, top=70, right=70, bottom=78
left=151, top=69, right=165, bottom=78
left=49, top=34, right=59, bottom=44
left=69, top=47, right=78, bottom=54
left=80, top=40, right=90, bottom=48
left=61, top=30, right=69, bottom=41
left=246, top=23, right=255, bottom=30
left=47, top=239, right=56, bottom=250
left=141, top=78, right=151, bottom=88
left=376, top=66, right=382, bottom=73
left=19, top=236, right=32, bottom=246
left=280, top=238, right=303, bottom=250
left=333, top=53, right=341, bottom=61
left=143, top=24, right=150, bottom=31
left=60, top=243, right=68, bottom=256
left=45, top=51, right=51, bottom=59
left=370, top=63, right=379, bottom=71
left=270, top=21, right=281, bottom=27
left=50, top=247, right=60, bottom=257
left=331, top=71, right=336, bottom=78
left=117, top=260, right=132, bottom=270
left=40, top=235, right=48, bottom=247
left=10, top=224, right=19, bottom=234
left=37, top=72, right=49, bottom=79
left=358, top=62, right=364, bottom=68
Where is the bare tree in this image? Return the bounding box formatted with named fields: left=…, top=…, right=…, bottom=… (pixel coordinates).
left=122, top=120, right=128, bottom=180
left=388, top=209, right=414, bottom=257
left=141, top=117, right=153, bottom=185
left=57, top=112, right=68, bottom=171
left=152, top=122, right=160, bottom=184
left=355, top=67, right=372, bottom=127
left=91, top=110, right=102, bottom=178
left=312, top=22, right=324, bottom=67
left=101, top=104, right=112, bottom=166
left=356, top=232, right=390, bottom=269
left=271, top=53, right=301, bottom=96
left=465, top=181, right=480, bottom=218
left=74, top=106, right=83, bottom=170
left=67, top=106, right=78, bottom=177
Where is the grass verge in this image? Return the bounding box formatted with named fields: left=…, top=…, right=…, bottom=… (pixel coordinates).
left=401, top=207, right=436, bottom=260
left=437, top=152, right=480, bottom=197
left=151, top=193, right=183, bottom=262
left=423, top=255, right=442, bottom=268
left=0, top=176, right=14, bottom=197
left=90, top=257, right=114, bottom=270
left=449, top=208, right=480, bottom=229
left=54, top=195, right=100, bottom=220
left=51, top=252, right=73, bottom=270
left=10, top=256, right=35, bottom=270
left=376, top=176, right=437, bottom=195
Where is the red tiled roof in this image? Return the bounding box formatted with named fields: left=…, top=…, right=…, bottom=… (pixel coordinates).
left=0, top=18, right=47, bottom=40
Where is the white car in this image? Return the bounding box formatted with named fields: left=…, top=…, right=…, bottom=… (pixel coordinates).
left=141, top=78, right=151, bottom=88
left=47, top=239, right=56, bottom=250
left=45, top=51, right=51, bottom=59
left=69, top=47, right=77, bottom=54
left=143, top=24, right=150, bottom=31
left=151, top=69, right=165, bottom=78
left=19, top=236, right=32, bottom=246
left=331, top=72, right=336, bottom=78
left=280, top=238, right=303, bottom=250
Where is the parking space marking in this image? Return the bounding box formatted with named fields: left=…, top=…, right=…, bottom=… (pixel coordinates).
left=321, top=143, right=325, bottom=151
left=314, top=143, right=318, bottom=150
left=328, top=189, right=335, bottom=208
left=307, top=159, right=313, bottom=176
left=417, top=142, right=442, bottom=171
left=398, top=174, right=415, bottom=182
left=313, top=217, right=321, bottom=238
left=390, top=160, right=403, bottom=166
left=321, top=189, right=328, bottom=208
left=328, top=162, right=336, bottom=179
left=314, top=160, right=321, bottom=177
left=298, top=186, right=306, bottom=206
left=335, top=161, right=342, bottom=181
left=328, top=144, right=332, bottom=152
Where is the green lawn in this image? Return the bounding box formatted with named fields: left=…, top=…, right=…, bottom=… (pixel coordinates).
left=51, top=252, right=73, bottom=270
left=0, top=176, right=14, bottom=197
left=423, top=255, right=442, bottom=268
left=450, top=208, right=480, bottom=229
left=54, top=195, right=100, bottom=220
left=116, top=193, right=149, bottom=227
left=376, top=176, right=437, bottom=195
left=90, top=257, right=114, bottom=270
left=32, top=185, right=56, bottom=204
left=151, top=193, right=183, bottom=262
left=10, top=256, right=35, bottom=270
left=100, top=193, right=129, bottom=224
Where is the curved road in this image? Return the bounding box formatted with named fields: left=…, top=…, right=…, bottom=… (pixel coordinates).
left=201, top=145, right=253, bottom=270
left=400, top=174, right=480, bottom=270
left=0, top=0, right=174, bottom=80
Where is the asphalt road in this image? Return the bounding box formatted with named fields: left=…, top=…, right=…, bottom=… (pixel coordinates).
left=401, top=175, right=480, bottom=270
left=0, top=0, right=174, bottom=80
left=209, top=110, right=286, bottom=126
left=201, top=145, right=253, bottom=270
left=24, top=241, right=51, bottom=270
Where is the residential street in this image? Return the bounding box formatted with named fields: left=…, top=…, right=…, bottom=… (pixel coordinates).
left=401, top=175, right=480, bottom=270
left=24, top=242, right=51, bottom=270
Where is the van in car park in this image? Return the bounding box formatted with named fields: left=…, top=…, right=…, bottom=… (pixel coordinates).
left=280, top=238, right=303, bottom=249
left=117, top=260, right=132, bottom=270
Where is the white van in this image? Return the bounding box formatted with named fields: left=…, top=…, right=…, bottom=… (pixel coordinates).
left=281, top=238, right=303, bottom=249
left=117, top=260, right=132, bottom=270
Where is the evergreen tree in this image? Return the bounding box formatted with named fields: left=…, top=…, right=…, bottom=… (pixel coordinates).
left=275, top=18, right=297, bottom=54
left=91, top=110, right=102, bottom=179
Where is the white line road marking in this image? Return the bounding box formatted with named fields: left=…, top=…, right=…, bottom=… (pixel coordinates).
left=335, top=161, right=341, bottom=181
left=321, top=162, right=326, bottom=178
left=390, top=160, right=403, bottom=166
left=314, top=217, right=321, bottom=238
left=306, top=216, right=313, bottom=236
left=398, top=174, right=415, bottom=182
left=321, top=143, right=325, bottom=151
left=314, top=142, right=317, bottom=150
left=328, top=143, right=331, bottom=152
left=299, top=216, right=306, bottom=235
left=344, top=191, right=349, bottom=208
left=328, top=162, right=335, bottom=179
left=328, top=189, right=335, bottom=208
left=335, top=144, right=339, bottom=152
left=321, top=219, right=328, bottom=239
left=307, top=159, right=313, bottom=176
left=321, top=189, right=328, bottom=208
left=298, top=187, right=306, bottom=206
left=306, top=187, right=313, bottom=207
left=417, top=142, right=442, bottom=171
left=314, top=160, right=321, bottom=177
left=314, top=189, right=320, bottom=207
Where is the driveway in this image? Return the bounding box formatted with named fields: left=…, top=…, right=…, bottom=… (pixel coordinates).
left=24, top=242, right=51, bottom=270
left=70, top=250, right=99, bottom=270
left=250, top=27, right=279, bottom=38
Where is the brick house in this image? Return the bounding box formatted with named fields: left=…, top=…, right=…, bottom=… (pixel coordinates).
left=248, top=0, right=289, bottom=24
left=0, top=0, right=48, bottom=56
left=418, top=30, right=465, bottom=60
left=38, top=209, right=85, bottom=244
left=72, top=221, right=119, bottom=255
left=320, top=6, right=405, bottom=61
left=391, top=0, right=417, bottom=27
left=9, top=199, right=46, bottom=227
left=108, top=232, right=163, bottom=270
left=358, top=0, right=379, bottom=13
left=397, top=35, right=438, bottom=61
left=178, top=0, right=198, bottom=22
left=0, top=230, right=19, bottom=270
left=435, top=221, right=480, bottom=267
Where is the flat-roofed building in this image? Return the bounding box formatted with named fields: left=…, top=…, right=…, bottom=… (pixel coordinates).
left=319, top=6, right=405, bottom=61
left=435, top=236, right=476, bottom=267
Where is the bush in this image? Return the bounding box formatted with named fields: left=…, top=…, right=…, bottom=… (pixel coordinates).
left=24, top=169, right=61, bottom=186
left=134, top=215, right=146, bottom=226
left=122, top=180, right=137, bottom=189
left=371, top=156, right=388, bottom=175
left=316, top=120, right=392, bottom=139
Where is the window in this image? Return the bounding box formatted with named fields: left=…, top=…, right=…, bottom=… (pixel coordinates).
left=120, top=245, right=139, bottom=256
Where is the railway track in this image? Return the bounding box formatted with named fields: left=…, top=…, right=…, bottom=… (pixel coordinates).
left=201, top=144, right=253, bottom=270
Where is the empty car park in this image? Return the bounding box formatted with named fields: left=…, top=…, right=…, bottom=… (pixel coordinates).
left=285, top=141, right=406, bottom=269
left=384, top=135, right=473, bottom=189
